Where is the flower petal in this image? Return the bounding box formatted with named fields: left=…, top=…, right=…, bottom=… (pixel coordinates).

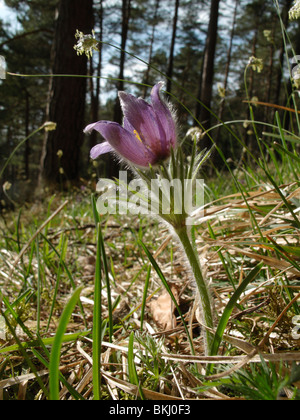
left=85, top=121, right=155, bottom=167
left=90, top=142, right=113, bottom=159
left=118, top=91, right=163, bottom=152
left=151, top=82, right=177, bottom=149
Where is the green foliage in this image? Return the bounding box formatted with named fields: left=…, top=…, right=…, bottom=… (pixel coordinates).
left=49, top=287, right=83, bottom=400
left=228, top=359, right=300, bottom=400
left=0, top=1, right=55, bottom=186
left=195, top=360, right=300, bottom=400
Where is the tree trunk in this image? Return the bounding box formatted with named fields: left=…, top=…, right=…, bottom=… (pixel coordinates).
left=274, top=0, right=293, bottom=110
left=166, top=0, right=180, bottom=93
left=196, top=0, right=220, bottom=148
left=113, top=0, right=131, bottom=125
left=216, top=0, right=238, bottom=141
left=89, top=0, right=103, bottom=153
left=142, top=0, right=160, bottom=98
left=109, top=0, right=131, bottom=179
left=40, top=0, right=94, bottom=186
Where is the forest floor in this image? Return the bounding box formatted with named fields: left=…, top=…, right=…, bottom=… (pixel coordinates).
left=1, top=172, right=300, bottom=400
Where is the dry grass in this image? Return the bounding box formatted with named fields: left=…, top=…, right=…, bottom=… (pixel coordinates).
left=0, top=179, right=300, bottom=399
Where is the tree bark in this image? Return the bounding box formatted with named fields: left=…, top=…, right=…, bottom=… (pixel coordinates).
left=40, top=0, right=94, bottom=186
left=89, top=0, right=103, bottom=153
left=142, top=0, right=160, bottom=98
left=109, top=0, right=131, bottom=179
left=217, top=0, right=238, bottom=125
left=166, top=0, right=180, bottom=93
left=196, top=0, right=220, bottom=148
left=113, top=0, right=131, bottom=125
left=274, top=0, right=293, bottom=108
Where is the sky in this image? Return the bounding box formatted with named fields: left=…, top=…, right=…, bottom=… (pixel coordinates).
left=0, top=0, right=11, bottom=19
left=0, top=0, right=19, bottom=29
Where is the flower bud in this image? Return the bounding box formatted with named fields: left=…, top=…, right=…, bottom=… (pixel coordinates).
left=43, top=121, right=57, bottom=132
left=289, top=0, right=300, bottom=20
left=248, top=56, right=263, bottom=73
left=0, top=56, right=6, bottom=80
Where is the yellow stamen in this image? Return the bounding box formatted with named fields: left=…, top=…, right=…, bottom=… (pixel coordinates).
left=133, top=129, right=142, bottom=143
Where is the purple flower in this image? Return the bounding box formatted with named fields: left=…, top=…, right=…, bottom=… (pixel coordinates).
left=85, top=82, right=177, bottom=168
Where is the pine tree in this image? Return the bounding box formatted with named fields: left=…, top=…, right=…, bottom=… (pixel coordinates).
left=0, top=0, right=55, bottom=186
left=40, top=0, right=94, bottom=186
left=166, top=0, right=180, bottom=93
left=88, top=0, right=104, bottom=153
left=196, top=0, right=220, bottom=148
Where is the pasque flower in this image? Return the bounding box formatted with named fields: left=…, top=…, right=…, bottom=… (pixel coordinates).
left=84, top=79, right=214, bottom=355
left=85, top=82, right=177, bottom=168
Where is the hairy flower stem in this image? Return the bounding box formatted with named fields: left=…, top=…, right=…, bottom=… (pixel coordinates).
left=175, top=225, right=214, bottom=355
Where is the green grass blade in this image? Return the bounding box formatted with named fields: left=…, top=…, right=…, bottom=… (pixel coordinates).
left=0, top=330, right=90, bottom=354
left=49, top=287, right=83, bottom=400
left=40, top=233, right=87, bottom=328
left=128, top=331, right=144, bottom=399
left=98, top=223, right=113, bottom=342
left=208, top=262, right=263, bottom=369
left=31, top=348, right=85, bottom=400
left=91, top=194, right=101, bottom=225
left=128, top=331, right=137, bottom=383
left=273, top=142, right=300, bottom=164
left=275, top=111, right=298, bottom=179
left=0, top=305, right=49, bottom=397
left=263, top=168, right=300, bottom=229
left=92, top=193, right=113, bottom=340
left=1, top=293, right=35, bottom=341
left=46, top=237, right=65, bottom=333
left=140, top=265, right=151, bottom=331
left=207, top=221, right=236, bottom=290
left=35, top=236, right=42, bottom=335
left=92, top=223, right=103, bottom=400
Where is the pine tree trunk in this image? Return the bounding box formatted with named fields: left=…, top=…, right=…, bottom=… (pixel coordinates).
left=216, top=0, right=238, bottom=142
left=40, top=0, right=94, bottom=186
left=142, top=0, right=160, bottom=98
left=274, top=0, right=293, bottom=117
left=89, top=0, right=103, bottom=153
left=113, top=0, right=131, bottom=125
left=166, top=0, right=180, bottom=93
left=109, top=0, right=131, bottom=179
left=196, top=0, right=220, bottom=148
